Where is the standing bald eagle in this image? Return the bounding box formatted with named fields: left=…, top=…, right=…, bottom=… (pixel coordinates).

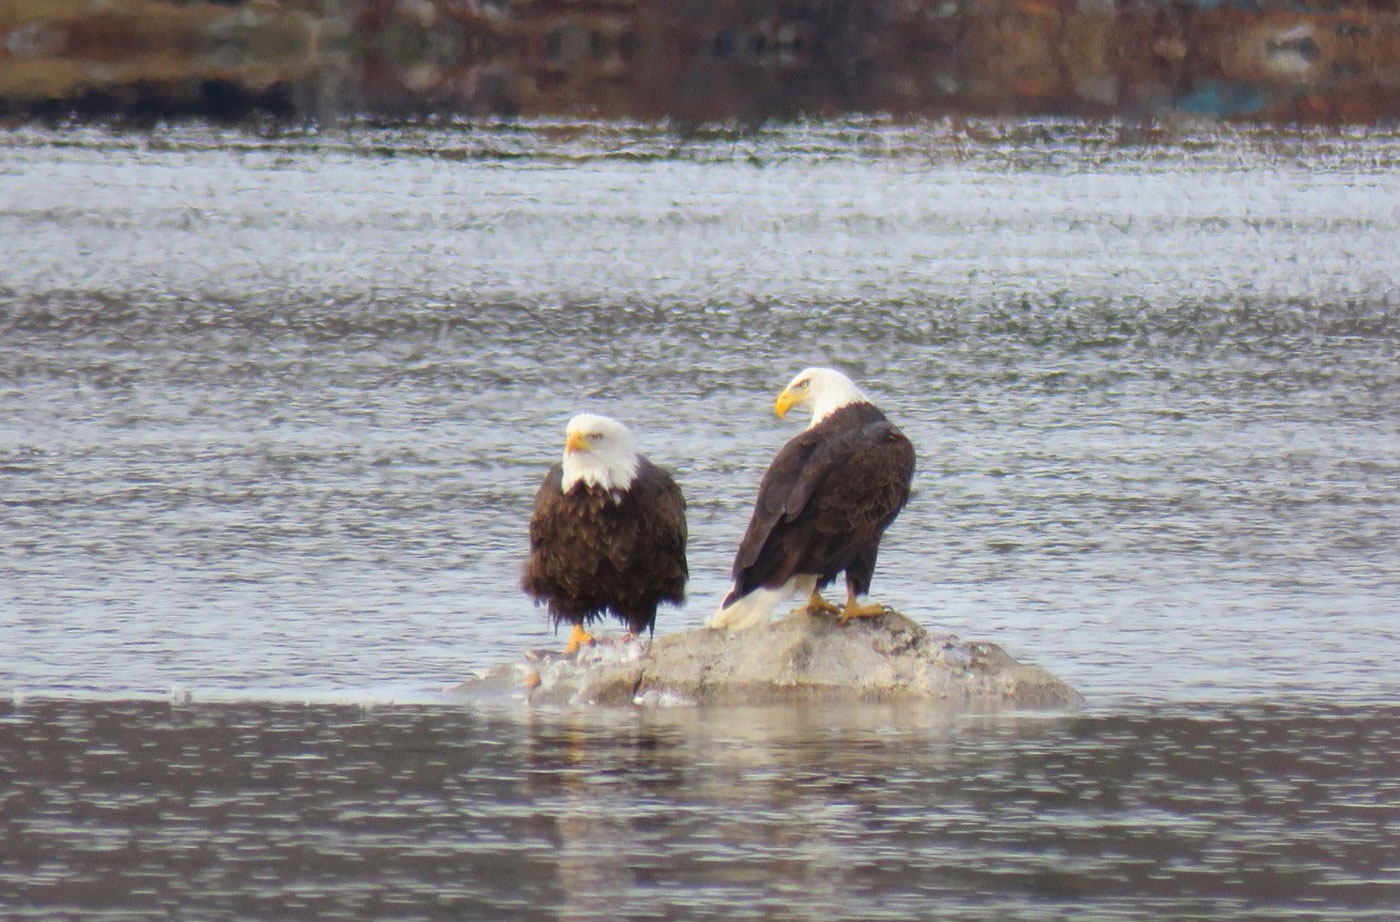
left=709, top=368, right=915, bottom=631
left=523, top=413, right=688, bottom=654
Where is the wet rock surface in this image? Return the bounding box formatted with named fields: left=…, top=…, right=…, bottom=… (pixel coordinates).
left=449, top=610, right=1083, bottom=710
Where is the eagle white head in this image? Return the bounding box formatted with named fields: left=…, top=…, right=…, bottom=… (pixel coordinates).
left=561, top=413, right=641, bottom=493
left=773, top=367, right=869, bottom=428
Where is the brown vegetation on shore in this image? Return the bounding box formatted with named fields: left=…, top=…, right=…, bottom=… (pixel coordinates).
left=3, top=0, right=1400, bottom=123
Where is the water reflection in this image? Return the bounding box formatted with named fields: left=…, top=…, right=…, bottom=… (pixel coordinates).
left=3, top=698, right=1396, bottom=919
left=4, top=0, right=1400, bottom=124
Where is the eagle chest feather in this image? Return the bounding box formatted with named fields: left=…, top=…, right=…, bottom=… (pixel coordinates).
left=569, top=487, right=640, bottom=566
left=535, top=484, right=639, bottom=576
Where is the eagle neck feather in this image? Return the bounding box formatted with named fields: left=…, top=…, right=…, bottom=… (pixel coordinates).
left=808, top=392, right=869, bottom=428
left=561, top=452, right=640, bottom=498
left=800, top=370, right=870, bottom=428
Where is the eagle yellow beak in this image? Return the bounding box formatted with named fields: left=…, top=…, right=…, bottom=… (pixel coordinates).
left=565, top=431, right=589, bottom=453
left=774, top=388, right=797, bottom=419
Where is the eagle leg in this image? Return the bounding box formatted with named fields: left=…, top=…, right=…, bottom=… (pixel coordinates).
left=801, top=586, right=841, bottom=617
left=562, top=623, right=595, bottom=656
left=837, top=585, right=887, bottom=624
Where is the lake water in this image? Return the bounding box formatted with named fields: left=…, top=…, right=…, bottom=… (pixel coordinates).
left=1, top=119, right=1398, bottom=918
left=2, top=698, right=1397, bottom=921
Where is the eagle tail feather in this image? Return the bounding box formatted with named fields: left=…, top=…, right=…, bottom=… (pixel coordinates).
left=707, top=579, right=799, bottom=631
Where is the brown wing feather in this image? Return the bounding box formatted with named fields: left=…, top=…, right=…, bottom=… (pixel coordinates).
left=525, top=462, right=567, bottom=556
left=731, top=429, right=827, bottom=574
left=632, top=458, right=689, bottom=591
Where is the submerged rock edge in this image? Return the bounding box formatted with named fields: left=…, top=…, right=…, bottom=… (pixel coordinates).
left=449, top=610, right=1084, bottom=712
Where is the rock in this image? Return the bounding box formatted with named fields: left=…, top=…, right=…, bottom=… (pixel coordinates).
left=448, top=609, right=1083, bottom=711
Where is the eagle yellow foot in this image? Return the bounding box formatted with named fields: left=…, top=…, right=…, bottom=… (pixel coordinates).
left=838, top=601, right=888, bottom=624
left=801, top=590, right=842, bottom=617
left=562, top=624, right=595, bottom=656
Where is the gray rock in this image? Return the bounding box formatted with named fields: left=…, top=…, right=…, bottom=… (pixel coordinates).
left=449, top=609, right=1083, bottom=711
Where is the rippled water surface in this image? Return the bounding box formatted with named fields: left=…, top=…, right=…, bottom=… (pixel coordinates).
left=1, top=120, right=1398, bottom=918
left=3, top=699, right=1398, bottom=921
left=2, top=121, right=1397, bottom=703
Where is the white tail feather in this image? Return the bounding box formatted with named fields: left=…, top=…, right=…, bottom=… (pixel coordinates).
left=708, top=578, right=801, bottom=631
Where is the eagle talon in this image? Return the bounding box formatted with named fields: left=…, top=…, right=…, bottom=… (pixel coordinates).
left=795, top=587, right=834, bottom=615
left=562, top=624, right=595, bottom=656
left=837, top=601, right=888, bottom=624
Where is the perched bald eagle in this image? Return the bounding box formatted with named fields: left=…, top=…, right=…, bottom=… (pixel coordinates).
left=523, top=413, right=688, bottom=654
left=709, top=368, right=915, bottom=631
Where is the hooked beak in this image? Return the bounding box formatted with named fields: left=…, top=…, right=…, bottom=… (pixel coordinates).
left=774, top=388, right=797, bottom=419
left=565, top=431, right=589, bottom=453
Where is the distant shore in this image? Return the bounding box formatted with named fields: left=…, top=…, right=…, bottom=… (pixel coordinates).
left=3, top=0, right=1400, bottom=125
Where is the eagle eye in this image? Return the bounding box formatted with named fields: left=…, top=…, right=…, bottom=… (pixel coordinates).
left=590, top=432, right=604, bottom=442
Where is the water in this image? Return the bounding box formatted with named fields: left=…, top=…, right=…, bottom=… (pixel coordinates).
left=3, top=120, right=1397, bottom=703
left=2, top=699, right=1397, bottom=920
left=1, top=120, right=1398, bottom=917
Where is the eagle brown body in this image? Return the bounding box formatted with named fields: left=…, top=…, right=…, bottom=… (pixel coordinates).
left=724, top=401, right=915, bottom=608
left=523, top=458, right=687, bottom=637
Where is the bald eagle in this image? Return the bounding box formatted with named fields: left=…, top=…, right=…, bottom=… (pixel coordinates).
left=709, top=368, right=915, bottom=631
left=523, top=414, right=688, bottom=654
